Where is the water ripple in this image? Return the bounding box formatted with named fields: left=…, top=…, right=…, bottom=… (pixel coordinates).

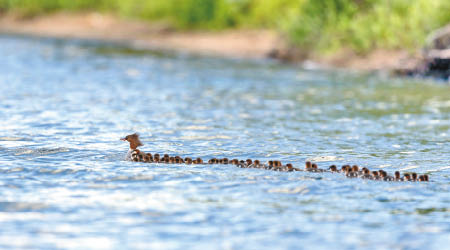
left=0, top=35, right=449, bottom=250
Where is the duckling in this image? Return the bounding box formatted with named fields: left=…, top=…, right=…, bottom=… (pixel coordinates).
left=418, top=175, right=425, bottom=182
left=131, top=149, right=140, bottom=162
left=371, top=171, right=380, bottom=180
left=231, top=159, right=239, bottom=165
left=340, top=165, right=350, bottom=173
left=238, top=160, right=247, bottom=168
left=404, top=173, right=411, bottom=181
left=361, top=168, right=372, bottom=179
left=222, top=158, right=229, bottom=164
left=346, top=168, right=358, bottom=178
left=266, top=160, right=274, bottom=170
left=379, top=170, right=393, bottom=181
left=185, top=157, right=193, bottom=164
left=146, top=153, right=153, bottom=163
left=394, top=171, right=402, bottom=181
left=133, top=149, right=144, bottom=160
left=153, top=153, right=160, bottom=163
left=246, top=159, right=253, bottom=167
left=272, top=161, right=283, bottom=171
left=305, top=161, right=312, bottom=171
left=423, top=175, right=429, bottom=181
left=161, top=156, right=168, bottom=163
left=361, top=167, right=369, bottom=176
left=142, top=153, right=150, bottom=163
left=329, top=165, right=338, bottom=172
left=248, top=159, right=261, bottom=168
left=193, top=158, right=203, bottom=164
left=352, top=165, right=363, bottom=176
left=310, top=163, right=324, bottom=173
left=285, top=163, right=296, bottom=172
left=163, top=154, right=170, bottom=163
left=411, top=173, right=418, bottom=181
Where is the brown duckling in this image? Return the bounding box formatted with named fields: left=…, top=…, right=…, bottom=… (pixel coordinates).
left=346, top=168, right=358, bottom=178
left=329, top=165, right=338, bottom=172
left=361, top=168, right=372, bottom=179
left=153, top=153, right=160, bottom=163
left=131, top=149, right=140, bottom=162
left=249, top=159, right=262, bottom=168
left=267, top=160, right=274, bottom=169
left=371, top=171, right=380, bottom=180
left=379, top=170, right=393, bottom=181
left=185, top=157, right=193, bottom=164
left=305, top=161, right=312, bottom=171
left=311, top=163, right=325, bottom=172
left=238, top=160, right=247, bottom=168
left=193, top=157, right=203, bottom=164
left=340, top=165, right=350, bottom=173
left=394, top=171, right=402, bottom=181
left=411, top=173, right=418, bottom=181
left=146, top=153, right=153, bottom=162
left=404, top=173, right=411, bottom=181
left=285, top=163, right=295, bottom=172
left=272, top=161, right=283, bottom=171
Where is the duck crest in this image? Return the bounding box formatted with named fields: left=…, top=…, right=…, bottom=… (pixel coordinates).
left=121, top=133, right=143, bottom=150
left=120, top=133, right=430, bottom=182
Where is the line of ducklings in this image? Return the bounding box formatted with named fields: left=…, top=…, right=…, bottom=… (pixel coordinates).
left=130, top=150, right=429, bottom=182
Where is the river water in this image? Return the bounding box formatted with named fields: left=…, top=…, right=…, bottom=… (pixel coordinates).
left=0, top=35, right=449, bottom=249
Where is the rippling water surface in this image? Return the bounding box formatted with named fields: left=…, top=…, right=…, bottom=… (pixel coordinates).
left=0, top=35, right=449, bottom=249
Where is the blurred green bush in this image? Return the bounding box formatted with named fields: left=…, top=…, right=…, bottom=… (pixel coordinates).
left=1, top=0, right=449, bottom=54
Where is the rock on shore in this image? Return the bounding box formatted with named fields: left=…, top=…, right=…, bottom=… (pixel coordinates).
left=400, top=24, right=450, bottom=80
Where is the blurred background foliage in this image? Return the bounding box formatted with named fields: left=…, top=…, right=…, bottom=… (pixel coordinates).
left=0, top=0, right=449, bottom=54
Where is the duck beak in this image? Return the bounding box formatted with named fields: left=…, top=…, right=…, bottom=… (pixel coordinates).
left=120, top=137, right=127, bottom=141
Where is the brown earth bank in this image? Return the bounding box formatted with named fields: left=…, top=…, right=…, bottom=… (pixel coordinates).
left=0, top=12, right=446, bottom=77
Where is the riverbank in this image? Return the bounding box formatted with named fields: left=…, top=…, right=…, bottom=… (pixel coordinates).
left=0, top=12, right=422, bottom=72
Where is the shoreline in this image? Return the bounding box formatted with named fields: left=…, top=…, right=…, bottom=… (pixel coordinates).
left=0, top=12, right=419, bottom=72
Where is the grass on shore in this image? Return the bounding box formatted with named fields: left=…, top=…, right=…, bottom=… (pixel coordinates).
left=1, top=0, right=449, bottom=55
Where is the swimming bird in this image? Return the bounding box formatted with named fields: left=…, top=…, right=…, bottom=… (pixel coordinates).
left=394, top=171, right=401, bottom=181
left=121, top=133, right=430, bottom=182
left=329, top=165, right=338, bottom=172
left=121, top=133, right=144, bottom=161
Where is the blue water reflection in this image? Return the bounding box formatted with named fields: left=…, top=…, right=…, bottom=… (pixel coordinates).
left=0, top=35, right=449, bottom=249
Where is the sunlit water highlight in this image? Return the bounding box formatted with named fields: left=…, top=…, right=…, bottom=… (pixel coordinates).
left=0, top=35, right=449, bottom=249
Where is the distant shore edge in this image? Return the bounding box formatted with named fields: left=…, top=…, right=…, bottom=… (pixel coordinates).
left=1, top=12, right=446, bottom=78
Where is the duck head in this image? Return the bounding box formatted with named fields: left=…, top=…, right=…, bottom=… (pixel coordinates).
left=121, top=133, right=143, bottom=150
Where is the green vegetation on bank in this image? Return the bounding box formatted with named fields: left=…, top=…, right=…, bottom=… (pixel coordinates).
left=1, top=0, right=449, bottom=54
